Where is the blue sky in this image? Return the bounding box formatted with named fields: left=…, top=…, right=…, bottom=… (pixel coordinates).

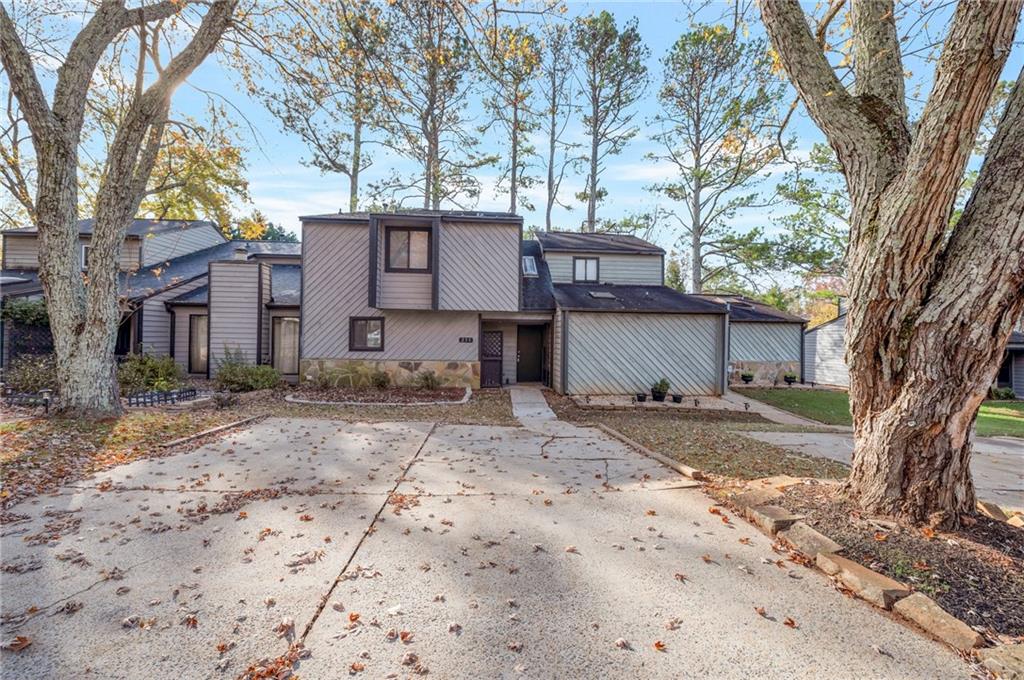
left=170, top=0, right=832, bottom=250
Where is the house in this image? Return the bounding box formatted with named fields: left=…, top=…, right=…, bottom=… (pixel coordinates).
left=803, top=308, right=1024, bottom=397
left=0, top=219, right=300, bottom=377
left=299, top=211, right=732, bottom=395
left=693, top=293, right=807, bottom=385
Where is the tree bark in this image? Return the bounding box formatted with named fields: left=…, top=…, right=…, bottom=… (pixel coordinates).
left=0, top=0, right=237, bottom=418
left=586, top=98, right=599, bottom=232
left=759, top=0, right=1024, bottom=526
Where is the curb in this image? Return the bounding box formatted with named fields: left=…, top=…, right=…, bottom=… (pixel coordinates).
left=594, top=423, right=707, bottom=481
left=284, top=387, right=472, bottom=407
left=594, top=422, right=1014, bottom=670
left=160, top=415, right=262, bottom=449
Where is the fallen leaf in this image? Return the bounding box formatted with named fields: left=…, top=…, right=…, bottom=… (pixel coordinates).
left=920, top=527, right=936, bottom=540
left=653, top=640, right=667, bottom=651
left=299, top=514, right=314, bottom=522
left=399, top=630, right=413, bottom=643
left=349, top=612, right=361, bottom=623
left=754, top=607, right=767, bottom=618
left=738, top=537, right=752, bottom=545
left=784, top=617, right=799, bottom=629
left=614, top=638, right=630, bottom=649
left=700, top=554, right=713, bottom=564
left=673, top=573, right=688, bottom=583
left=873, top=531, right=888, bottom=542
left=2, top=636, right=31, bottom=652
left=645, top=509, right=657, bottom=516
left=349, top=661, right=365, bottom=673
left=565, top=545, right=578, bottom=554
left=708, top=507, right=722, bottom=515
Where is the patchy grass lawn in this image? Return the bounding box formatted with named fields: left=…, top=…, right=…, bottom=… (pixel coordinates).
left=545, top=393, right=849, bottom=480
left=739, top=388, right=1024, bottom=437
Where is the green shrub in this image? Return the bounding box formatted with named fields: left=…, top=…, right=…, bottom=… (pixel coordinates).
left=369, top=370, right=391, bottom=389
left=652, top=378, right=670, bottom=394
left=4, top=354, right=58, bottom=393
left=990, top=386, right=1017, bottom=401
left=215, top=347, right=282, bottom=392
left=0, top=298, right=48, bottom=326
left=412, top=370, right=441, bottom=390
left=117, top=353, right=183, bottom=395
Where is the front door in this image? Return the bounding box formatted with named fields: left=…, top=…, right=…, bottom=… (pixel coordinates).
left=481, top=330, right=503, bottom=387
left=517, top=325, right=544, bottom=383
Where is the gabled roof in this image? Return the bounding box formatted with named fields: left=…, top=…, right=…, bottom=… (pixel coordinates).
left=2, top=218, right=219, bottom=239
left=553, top=284, right=726, bottom=314
left=535, top=231, right=664, bottom=255
left=521, top=240, right=555, bottom=311
left=693, top=293, right=806, bottom=323
left=0, top=269, right=41, bottom=297
left=300, top=209, right=521, bottom=224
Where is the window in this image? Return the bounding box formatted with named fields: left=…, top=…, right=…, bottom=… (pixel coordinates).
left=272, top=317, right=300, bottom=375
left=386, top=227, right=431, bottom=272
left=522, top=255, right=538, bottom=277
left=81, top=244, right=91, bottom=270
left=350, top=317, right=384, bottom=351
left=188, top=315, right=208, bottom=374
left=573, top=257, right=599, bottom=283
left=588, top=291, right=616, bottom=300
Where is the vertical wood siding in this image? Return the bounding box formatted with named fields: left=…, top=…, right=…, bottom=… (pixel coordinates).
left=208, top=261, right=259, bottom=373
left=259, top=263, right=272, bottom=363
left=803, top=318, right=849, bottom=386
left=377, top=221, right=432, bottom=308
left=170, top=306, right=208, bottom=374
left=1013, top=352, right=1024, bottom=398
left=545, top=252, right=662, bottom=285
left=565, top=312, right=721, bottom=395
left=4, top=235, right=139, bottom=270
left=552, top=311, right=564, bottom=393
left=142, top=225, right=224, bottom=266
left=438, top=222, right=520, bottom=311
left=139, top=277, right=208, bottom=356
left=301, top=221, right=478, bottom=361
left=730, top=323, right=803, bottom=362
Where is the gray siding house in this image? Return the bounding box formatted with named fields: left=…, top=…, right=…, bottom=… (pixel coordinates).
left=804, top=310, right=1024, bottom=397
left=299, top=213, right=731, bottom=395
left=1, top=219, right=300, bottom=377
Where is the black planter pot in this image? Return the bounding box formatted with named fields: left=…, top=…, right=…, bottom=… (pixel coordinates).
left=635, top=393, right=647, bottom=403
left=784, top=376, right=797, bottom=385
left=671, top=394, right=683, bottom=404
left=741, top=375, right=754, bottom=384
left=650, top=390, right=667, bottom=402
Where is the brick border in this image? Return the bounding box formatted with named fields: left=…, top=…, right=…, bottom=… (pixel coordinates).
left=596, top=421, right=1019, bottom=671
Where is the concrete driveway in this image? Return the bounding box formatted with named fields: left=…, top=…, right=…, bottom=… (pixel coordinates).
left=0, top=417, right=968, bottom=679
left=744, top=431, right=1024, bottom=510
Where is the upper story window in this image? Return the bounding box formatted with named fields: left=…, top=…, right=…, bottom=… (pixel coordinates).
left=522, top=255, right=537, bottom=277
left=573, top=256, right=599, bottom=283
left=386, top=226, right=431, bottom=273
left=81, top=244, right=91, bottom=271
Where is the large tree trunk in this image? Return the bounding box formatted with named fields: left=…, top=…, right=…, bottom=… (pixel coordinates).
left=760, top=0, right=1024, bottom=526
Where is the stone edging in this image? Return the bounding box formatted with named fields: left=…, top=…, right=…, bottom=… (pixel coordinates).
left=159, top=415, right=262, bottom=449
left=284, top=387, right=472, bottom=407
left=595, top=422, right=1021, bottom=676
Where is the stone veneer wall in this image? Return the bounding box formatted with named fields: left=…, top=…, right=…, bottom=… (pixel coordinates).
left=728, top=360, right=800, bottom=386
left=300, top=359, right=480, bottom=389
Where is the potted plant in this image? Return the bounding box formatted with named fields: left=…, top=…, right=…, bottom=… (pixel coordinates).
left=671, top=393, right=683, bottom=404
left=635, top=392, right=647, bottom=403
left=740, top=371, right=754, bottom=384
left=650, top=378, right=670, bottom=402
left=783, top=372, right=798, bottom=385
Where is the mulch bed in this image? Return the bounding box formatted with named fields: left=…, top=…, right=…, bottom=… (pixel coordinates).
left=777, top=482, right=1024, bottom=639
left=290, top=386, right=466, bottom=404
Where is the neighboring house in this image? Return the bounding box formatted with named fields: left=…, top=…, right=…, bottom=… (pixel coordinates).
left=299, top=211, right=732, bottom=395
left=694, top=294, right=807, bottom=385
left=803, top=310, right=1024, bottom=397
left=1, top=219, right=301, bottom=379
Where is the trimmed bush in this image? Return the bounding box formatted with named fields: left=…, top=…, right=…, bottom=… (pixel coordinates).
left=990, top=386, right=1017, bottom=401
left=369, top=370, right=391, bottom=389
left=117, top=354, right=183, bottom=395
left=4, top=354, right=58, bottom=393
left=215, top=347, right=282, bottom=392
left=412, top=370, right=441, bottom=390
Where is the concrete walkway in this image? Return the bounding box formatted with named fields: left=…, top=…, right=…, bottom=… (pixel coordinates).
left=745, top=430, right=1024, bottom=510
left=722, top=391, right=851, bottom=429
left=0, top=417, right=969, bottom=679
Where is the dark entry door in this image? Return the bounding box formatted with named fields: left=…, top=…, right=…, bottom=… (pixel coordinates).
left=481, top=330, right=503, bottom=387
left=517, top=325, right=544, bottom=383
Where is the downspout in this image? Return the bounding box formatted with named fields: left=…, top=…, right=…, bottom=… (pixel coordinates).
left=800, top=321, right=807, bottom=384
left=720, top=303, right=731, bottom=395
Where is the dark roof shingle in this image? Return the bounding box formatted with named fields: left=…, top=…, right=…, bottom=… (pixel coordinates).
left=521, top=240, right=555, bottom=311
left=552, top=284, right=726, bottom=314
left=693, top=294, right=806, bottom=323
left=535, top=231, right=664, bottom=254
left=2, top=218, right=218, bottom=238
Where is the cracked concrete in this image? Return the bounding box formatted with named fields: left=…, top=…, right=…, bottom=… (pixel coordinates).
left=1, top=416, right=970, bottom=679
